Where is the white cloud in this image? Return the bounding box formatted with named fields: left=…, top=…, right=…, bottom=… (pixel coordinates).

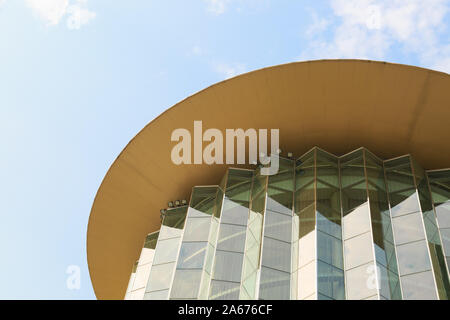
left=25, top=0, right=95, bottom=29
left=26, top=0, right=69, bottom=26
left=213, top=62, right=246, bottom=79
left=66, top=2, right=96, bottom=30
left=300, top=0, right=450, bottom=73
left=204, top=0, right=230, bottom=15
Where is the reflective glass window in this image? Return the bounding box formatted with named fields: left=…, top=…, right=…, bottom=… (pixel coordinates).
left=396, top=240, right=432, bottom=275
left=216, top=224, right=246, bottom=253
left=152, top=237, right=181, bottom=265
left=263, top=210, right=292, bottom=243
left=317, top=260, right=345, bottom=300
left=392, top=212, right=426, bottom=245
left=177, top=242, right=207, bottom=269
left=170, top=269, right=202, bottom=299
left=344, top=232, right=374, bottom=270
left=259, top=267, right=290, bottom=300
left=345, top=262, right=378, bottom=300
left=146, top=262, right=175, bottom=292
left=182, top=217, right=211, bottom=242
left=400, top=271, right=438, bottom=300
left=212, top=251, right=244, bottom=283
left=261, top=237, right=291, bottom=273
left=209, top=280, right=240, bottom=300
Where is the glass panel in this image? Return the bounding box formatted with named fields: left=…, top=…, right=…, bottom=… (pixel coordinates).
left=392, top=212, right=426, bottom=245
left=209, top=280, right=240, bottom=300
left=260, top=237, right=291, bottom=273
left=144, top=289, right=169, bottom=300
left=263, top=210, right=292, bottom=243
left=298, top=260, right=316, bottom=299
left=317, top=231, right=343, bottom=269
left=182, top=217, right=212, bottom=242
left=396, top=240, right=432, bottom=275
left=212, top=251, right=244, bottom=283
left=152, top=237, right=181, bottom=265
left=221, top=200, right=250, bottom=226
left=170, top=269, right=202, bottom=299
left=259, top=267, right=290, bottom=300
left=317, top=260, right=345, bottom=300
left=144, top=232, right=159, bottom=249
left=216, top=223, right=246, bottom=253
left=177, top=242, right=207, bottom=269
left=440, top=228, right=450, bottom=257
left=400, top=271, right=438, bottom=300
left=146, top=262, right=175, bottom=292
left=344, top=232, right=374, bottom=270
left=436, top=203, right=450, bottom=228
left=342, top=203, right=371, bottom=240
left=345, top=262, right=378, bottom=300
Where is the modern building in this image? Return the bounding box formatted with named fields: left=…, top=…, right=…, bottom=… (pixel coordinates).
left=87, top=60, right=450, bottom=300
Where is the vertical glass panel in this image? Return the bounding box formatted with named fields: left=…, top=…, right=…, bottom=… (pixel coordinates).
left=210, top=280, right=240, bottom=300
left=342, top=203, right=371, bottom=240
left=340, top=150, right=367, bottom=214
left=263, top=210, right=292, bottom=242
left=259, top=267, right=290, bottom=300
left=182, top=217, right=212, bottom=242
left=317, top=231, right=343, bottom=269
left=212, top=251, right=244, bottom=283
left=412, top=160, right=450, bottom=299
left=400, top=271, right=438, bottom=300
left=345, top=262, right=378, bottom=300
left=440, top=229, right=450, bottom=257
left=298, top=260, right=316, bottom=299
left=396, top=240, right=432, bottom=275
left=216, top=224, right=247, bottom=252
left=144, top=232, right=159, bottom=249
left=317, top=260, right=345, bottom=300
left=221, top=200, right=250, bottom=226
left=170, top=269, right=202, bottom=299
left=385, top=156, right=420, bottom=217
left=177, top=242, right=207, bottom=269
left=260, top=237, right=291, bottom=273
left=152, top=237, right=180, bottom=265
left=146, top=262, right=175, bottom=292
left=392, top=212, right=426, bottom=245
left=144, top=289, right=169, bottom=300
left=239, top=169, right=266, bottom=300
left=344, top=232, right=375, bottom=270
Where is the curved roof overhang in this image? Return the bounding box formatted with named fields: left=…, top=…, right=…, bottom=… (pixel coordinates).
left=87, top=59, right=450, bottom=299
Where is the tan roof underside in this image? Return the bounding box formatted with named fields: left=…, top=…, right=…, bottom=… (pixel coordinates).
left=87, top=60, right=450, bottom=299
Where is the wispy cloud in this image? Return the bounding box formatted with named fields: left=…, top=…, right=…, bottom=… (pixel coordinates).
left=300, top=0, right=450, bottom=73
left=204, top=0, right=230, bottom=15
left=213, top=62, right=246, bottom=79
left=25, top=0, right=95, bottom=29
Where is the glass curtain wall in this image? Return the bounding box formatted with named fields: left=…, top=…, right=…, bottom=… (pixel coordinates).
left=239, top=167, right=267, bottom=299
left=258, top=157, right=294, bottom=300
left=385, top=156, right=438, bottom=300
left=412, top=161, right=450, bottom=299
left=169, top=186, right=223, bottom=299
left=127, top=148, right=450, bottom=300
left=427, top=170, right=450, bottom=277
left=209, top=169, right=253, bottom=300
left=144, top=206, right=187, bottom=300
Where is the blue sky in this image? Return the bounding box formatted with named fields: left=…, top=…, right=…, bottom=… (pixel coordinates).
left=0, top=0, right=448, bottom=299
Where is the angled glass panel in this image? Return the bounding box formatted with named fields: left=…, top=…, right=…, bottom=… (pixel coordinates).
left=259, top=267, right=290, bottom=300
left=400, top=271, right=438, bottom=300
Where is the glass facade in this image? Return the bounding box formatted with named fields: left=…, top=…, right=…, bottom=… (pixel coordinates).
left=125, top=147, right=450, bottom=300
